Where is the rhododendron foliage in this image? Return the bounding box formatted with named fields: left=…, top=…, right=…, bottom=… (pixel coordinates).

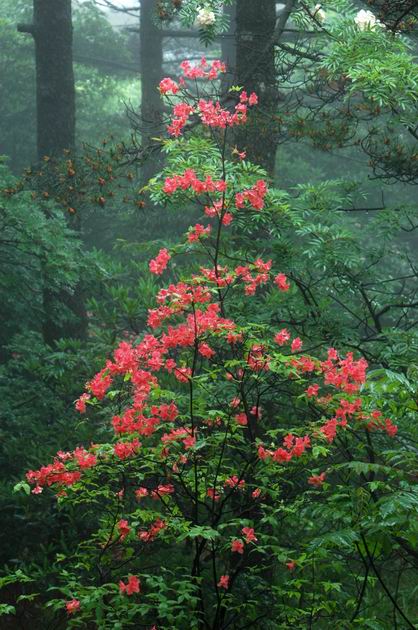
left=24, top=58, right=399, bottom=629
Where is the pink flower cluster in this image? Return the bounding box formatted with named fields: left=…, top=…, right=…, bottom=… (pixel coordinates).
left=161, top=427, right=196, bottom=450
left=218, top=575, right=229, bottom=589
left=363, top=410, right=398, bottom=437
left=188, top=223, right=211, bottom=243
left=275, top=273, right=290, bottom=291
left=235, top=258, right=272, bottom=295
left=240, top=90, right=258, bottom=106
left=149, top=248, right=171, bottom=275
left=138, top=518, right=166, bottom=543
left=159, top=58, right=258, bottom=136
left=180, top=57, right=226, bottom=80
left=75, top=392, right=90, bottom=413
left=308, top=472, right=326, bottom=487
left=198, top=265, right=234, bottom=287
left=258, top=433, right=311, bottom=463
left=118, top=519, right=131, bottom=540
left=321, top=351, right=368, bottom=394
left=231, top=527, right=257, bottom=554
left=274, top=328, right=302, bottom=352
left=235, top=179, right=268, bottom=211
left=197, top=97, right=254, bottom=129
left=87, top=368, right=112, bottom=399
left=159, top=77, right=179, bottom=95
left=204, top=200, right=233, bottom=226
left=113, top=438, right=141, bottom=460
left=65, top=599, right=80, bottom=614
left=26, top=447, right=97, bottom=494
left=119, top=575, right=141, bottom=596
left=163, top=169, right=227, bottom=195
left=168, top=102, right=194, bottom=136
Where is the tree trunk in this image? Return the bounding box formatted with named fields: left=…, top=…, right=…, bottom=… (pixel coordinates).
left=139, top=0, right=164, bottom=187
left=235, top=0, right=278, bottom=175
left=19, top=0, right=75, bottom=160
left=18, top=1, right=86, bottom=345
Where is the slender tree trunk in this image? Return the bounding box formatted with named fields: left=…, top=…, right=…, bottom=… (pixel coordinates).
left=19, top=0, right=75, bottom=159
left=34, top=0, right=75, bottom=158
left=235, top=0, right=278, bottom=175
left=139, top=0, right=164, bottom=187
left=18, top=0, right=87, bottom=345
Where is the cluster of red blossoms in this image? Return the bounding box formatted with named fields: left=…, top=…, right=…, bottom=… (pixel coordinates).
left=258, top=434, right=311, bottom=464
left=149, top=248, right=171, bottom=275
left=119, top=574, right=141, bottom=596
left=161, top=169, right=266, bottom=219
left=150, top=248, right=290, bottom=303
left=26, top=447, right=96, bottom=495
left=235, top=179, right=267, bottom=210
left=162, top=169, right=227, bottom=195
left=116, top=516, right=168, bottom=545
left=158, top=58, right=258, bottom=136
left=255, top=345, right=397, bottom=461
left=188, top=223, right=211, bottom=243
left=231, top=527, right=258, bottom=554
left=197, top=94, right=256, bottom=130
left=28, top=297, right=397, bottom=495
left=66, top=575, right=141, bottom=616
left=207, top=475, right=247, bottom=502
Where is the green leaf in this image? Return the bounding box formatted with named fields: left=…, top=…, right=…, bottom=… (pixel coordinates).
left=13, top=481, right=31, bottom=495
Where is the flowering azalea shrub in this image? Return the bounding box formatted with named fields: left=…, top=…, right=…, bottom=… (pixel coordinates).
left=23, top=59, right=402, bottom=628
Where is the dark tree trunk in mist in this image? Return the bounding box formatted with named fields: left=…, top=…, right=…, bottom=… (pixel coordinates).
left=18, top=1, right=86, bottom=346
left=139, top=0, right=164, bottom=186
left=34, top=0, right=75, bottom=158
left=18, top=0, right=75, bottom=160
left=235, top=0, right=278, bottom=175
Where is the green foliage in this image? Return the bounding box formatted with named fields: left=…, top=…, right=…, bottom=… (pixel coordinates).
left=0, top=160, right=82, bottom=346
left=324, top=26, right=418, bottom=111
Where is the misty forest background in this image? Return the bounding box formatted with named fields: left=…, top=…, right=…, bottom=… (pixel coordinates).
left=0, top=0, right=417, bottom=628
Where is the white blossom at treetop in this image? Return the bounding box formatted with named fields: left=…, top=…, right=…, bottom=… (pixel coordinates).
left=313, top=4, right=326, bottom=22
left=354, top=9, right=379, bottom=30
left=195, top=6, right=216, bottom=27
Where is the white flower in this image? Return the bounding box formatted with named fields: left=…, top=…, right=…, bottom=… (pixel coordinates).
left=313, top=4, right=326, bottom=22
left=354, top=9, right=378, bottom=30
left=195, top=6, right=216, bottom=27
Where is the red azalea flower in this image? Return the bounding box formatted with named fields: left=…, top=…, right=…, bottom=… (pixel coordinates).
left=242, top=527, right=257, bottom=543
left=119, top=574, right=141, bottom=596
left=218, top=574, right=230, bottom=589
left=231, top=539, right=244, bottom=554
left=65, top=599, right=80, bottom=614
